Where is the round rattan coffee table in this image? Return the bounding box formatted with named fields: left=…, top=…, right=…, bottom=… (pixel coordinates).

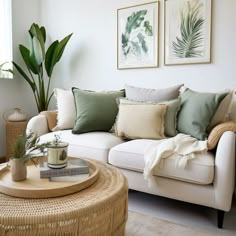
left=0, top=159, right=128, bottom=236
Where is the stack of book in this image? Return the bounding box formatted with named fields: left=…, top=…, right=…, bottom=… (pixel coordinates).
left=40, top=159, right=89, bottom=182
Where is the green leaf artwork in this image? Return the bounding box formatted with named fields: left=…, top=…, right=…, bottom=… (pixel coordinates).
left=121, top=9, right=153, bottom=58
left=144, top=21, right=153, bottom=36
left=125, top=10, right=147, bottom=33
left=131, top=41, right=141, bottom=56
left=137, top=33, right=148, bottom=53
left=172, top=0, right=204, bottom=58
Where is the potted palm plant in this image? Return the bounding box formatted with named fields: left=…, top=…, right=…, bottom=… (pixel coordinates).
left=5, top=23, right=72, bottom=112
left=11, top=132, right=48, bottom=181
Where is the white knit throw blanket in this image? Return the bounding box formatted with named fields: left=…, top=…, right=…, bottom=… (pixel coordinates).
left=143, top=133, right=208, bottom=187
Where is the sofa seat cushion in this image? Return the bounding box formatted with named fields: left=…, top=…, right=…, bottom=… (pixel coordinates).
left=40, top=130, right=125, bottom=162
left=108, top=139, right=214, bottom=185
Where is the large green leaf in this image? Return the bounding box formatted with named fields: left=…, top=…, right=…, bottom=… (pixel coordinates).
left=12, top=62, right=36, bottom=91
left=29, top=23, right=37, bottom=38
left=130, top=41, right=141, bottom=56
left=55, top=33, right=73, bottom=62
left=45, top=41, right=58, bottom=77
left=137, top=33, right=148, bottom=53
left=172, top=2, right=204, bottom=58
left=144, top=21, right=153, bottom=36
left=32, top=36, right=43, bottom=65
left=45, top=33, right=72, bottom=77
left=121, top=33, right=129, bottom=48
left=29, top=23, right=45, bottom=59
left=125, top=10, right=147, bottom=34
left=40, top=26, right=46, bottom=43
left=19, top=45, right=40, bottom=74
left=122, top=10, right=147, bottom=56
left=34, top=25, right=45, bottom=58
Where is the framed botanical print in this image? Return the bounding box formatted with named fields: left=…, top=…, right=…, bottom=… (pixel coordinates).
left=164, top=0, right=212, bottom=65
left=117, top=1, right=159, bottom=69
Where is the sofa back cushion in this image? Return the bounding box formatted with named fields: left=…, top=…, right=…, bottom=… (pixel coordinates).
left=72, top=88, right=125, bottom=134
left=115, top=103, right=166, bottom=139
left=177, top=88, right=227, bottom=140
left=125, top=84, right=183, bottom=102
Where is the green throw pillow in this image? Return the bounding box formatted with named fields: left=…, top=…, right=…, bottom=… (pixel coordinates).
left=177, top=88, right=227, bottom=140
left=160, top=99, right=180, bottom=137
left=72, top=88, right=125, bottom=134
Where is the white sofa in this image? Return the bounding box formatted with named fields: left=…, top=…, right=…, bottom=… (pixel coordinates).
left=27, top=114, right=235, bottom=228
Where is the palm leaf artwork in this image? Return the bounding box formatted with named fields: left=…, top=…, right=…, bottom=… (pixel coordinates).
left=122, top=10, right=153, bottom=58
left=172, top=1, right=204, bottom=58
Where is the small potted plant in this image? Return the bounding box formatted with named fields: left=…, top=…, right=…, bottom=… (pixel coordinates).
left=11, top=132, right=48, bottom=181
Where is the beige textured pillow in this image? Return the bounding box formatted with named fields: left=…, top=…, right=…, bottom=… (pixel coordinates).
left=40, top=110, right=57, bottom=131
left=208, top=91, right=233, bottom=130
left=207, top=121, right=236, bottom=150
left=117, top=98, right=180, bottom=137
left=115, top=103, right=167, bottom=139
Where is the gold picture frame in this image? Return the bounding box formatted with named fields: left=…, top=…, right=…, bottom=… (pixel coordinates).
left=164, top=0, right=212, bottom=65
left=117, top=1, right=159, bottom=69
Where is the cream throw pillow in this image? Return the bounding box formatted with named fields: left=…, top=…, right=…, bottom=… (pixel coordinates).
left=117, top=98, right=180, bottom=137
left=52, top=88, right=76, bottom=131
left=115, top=103, right=167, bottom=139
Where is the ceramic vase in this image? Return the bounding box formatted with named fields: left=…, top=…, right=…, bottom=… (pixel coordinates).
left=10, top=158, right=27, bottom=181
left=8, top=108, right=26, bottom=122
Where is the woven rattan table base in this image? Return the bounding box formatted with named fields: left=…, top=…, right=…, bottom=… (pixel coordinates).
left=0, top=160, right=128, bottom=236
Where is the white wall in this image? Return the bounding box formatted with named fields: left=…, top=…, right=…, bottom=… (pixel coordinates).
left=0, top=0, right=40, bottom=156
left=0, top=0, right=235, bottom=156
left=40, top=0, right=236, bottom=92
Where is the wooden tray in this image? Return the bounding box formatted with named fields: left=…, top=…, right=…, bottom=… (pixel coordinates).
left=0, top=158, right=99, bottom=199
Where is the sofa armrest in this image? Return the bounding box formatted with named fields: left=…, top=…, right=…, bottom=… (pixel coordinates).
left=26, top=115, right=49, bottom=136
left=214, top=131, right=235, bottom=211
left=39, top=110, right=57, bottom=131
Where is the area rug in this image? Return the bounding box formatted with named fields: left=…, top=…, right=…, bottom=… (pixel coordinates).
left=125, top=211, right=225, bottom=236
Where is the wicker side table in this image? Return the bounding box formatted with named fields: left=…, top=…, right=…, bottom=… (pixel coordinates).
left=5, top=121, right=27, bottom=161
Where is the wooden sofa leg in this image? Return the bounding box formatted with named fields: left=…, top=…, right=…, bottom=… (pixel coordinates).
left=217, top=210, right=225, bottom=228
